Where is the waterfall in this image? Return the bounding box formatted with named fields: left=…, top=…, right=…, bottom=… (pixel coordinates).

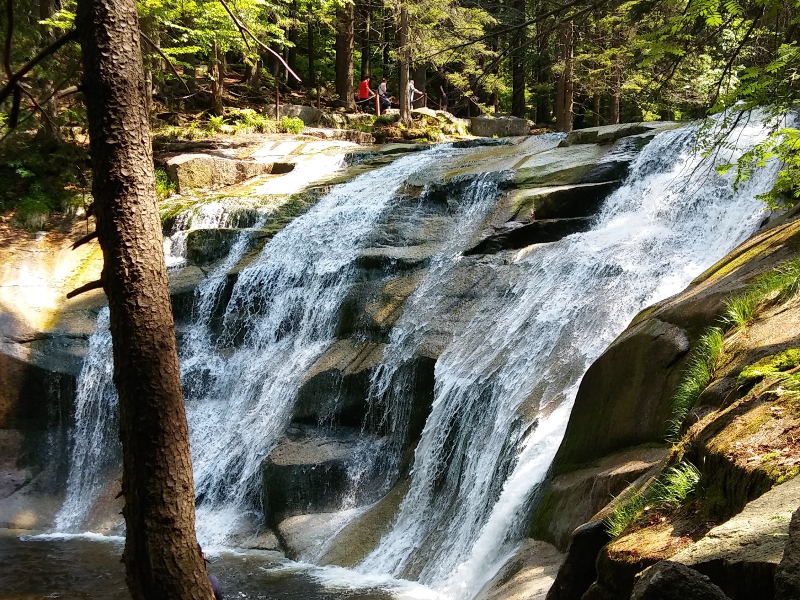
left=53, top=308, right=119, bottom=532
left=357, top=118, right=779, bottom=596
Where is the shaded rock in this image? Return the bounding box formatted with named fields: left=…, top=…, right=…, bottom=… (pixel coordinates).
left=185, top=228, right=264, bottom=266
left=319, top=478, right=410, bottom=567
left=631, top=561, right=731, bottom=600
left=559, top=123, right=678, bottom=147
left=261, top=426, right=384, bottom=527
left=775, top=505, right=800, bottom=600
left=506, top=181, right=622, bottom=222
left=478, top=539, right=564, bottom=600
left=304, top=127, right=375, bottom=144
left=465, top=217, right=594, bottom=255
left=293, top=340, right=385, bottom=427
left=670, top=474, right=800, bottom=600
left=166, top=153, right=293, bottom=192
left=470, top=115, right=530, bottom=137
left=264, top=104, right=322, bottom=125
left=277, top=510, right=362, bottom=561
left=531, top=446, right=669, bottom=550
left=545, top=520, right=612, bottom=600
left=551, top=318, right=690, bottom=475
left=514, top=144, right=632, bottom=187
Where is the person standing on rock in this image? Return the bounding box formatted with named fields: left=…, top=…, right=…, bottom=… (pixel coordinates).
left=408, top=79, right=423, bottom=111
left=358, top=76, right=376, bottom=112
left=379, top=77, right=391, bottom=111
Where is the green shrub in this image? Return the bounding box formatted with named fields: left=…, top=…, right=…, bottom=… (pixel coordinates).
left=604, top=461, right=701, bottom=537
left=723, top=257, right=800, bottom=329
left=667, top=327, right=725, bottom=441
left=155, top=167, right=176, bottom=200
left=280, top=116, right=304, bottom=134
left=206, top=114, right=225, bottom=133
left=228, top=108, right=277, bottom=134
left=374, top=114, right=400, bottom=126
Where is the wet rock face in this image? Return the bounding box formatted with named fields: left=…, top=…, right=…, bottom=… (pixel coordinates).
left=631, top=561, right=731, bottom=600
left=166, top=153, right=294, bottom=193
left=551, top=319, right=689, bottom=474
left=260, top=426, right=384, bottom=527
left=545, top=520, right=611, bottom=600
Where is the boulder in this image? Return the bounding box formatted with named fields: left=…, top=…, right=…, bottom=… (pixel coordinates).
left=185, top=228, right=265, bottom=266
left=669, top=474, right=800, bottom=600
left=293, top=339, right=385, bottom=427
left=166, top=154, right=293, bottom=193
left=546, top=520, right=612, bottom=600
left=319, top=478, right=410, bottom=567
left=470, top=115, right=530, bottom=137
left=631, top=561, right=731, bottom=600
left=261, top=426, right=384, bottom=527
left=551, top=318, right=690, bottom=474
left=530, top=446, right=669, bottom=550
left=304, top=127, right=375, bottom=145
left=775, top=506, right=800, bottom=600
left=264, top=104, right=322, bottom=125
left=515, top=143, right=633, bottom=186
left=465, top=217, right=595, bottom=255
left=505, top=181, right=622, bottom=222
left=478, top=539, right=564, bottom=600
left=558, top=123, right=678, bottom=147
left=411, top=107, right=438, bottom=120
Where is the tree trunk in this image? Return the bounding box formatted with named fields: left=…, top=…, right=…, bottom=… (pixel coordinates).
left=398, top=6, right=410, bottom=124
left=307, top=11, right=316, bottom=88
left=382, top=6, right=392, bottom=78
left=510, top=3, right=526, bottom=119
left=360, top=0, right=372, bottom=80
left=592, top=92, right=601, bottom=126
left=335, top=2, right=355, bottom=110
left=210, top=39, right=223, bottom=116
left=288, top=0, right=298, bottom=88
left=555, top=22, right=573, bottom=132
left=37, top=0, right=61, bottom=138
left=610, top=62, right=621, bottom=124
left=74, top=1, right=213, bottom=599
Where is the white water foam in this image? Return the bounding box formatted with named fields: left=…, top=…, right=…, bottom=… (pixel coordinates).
left=358, top=116, right=781, bottom=597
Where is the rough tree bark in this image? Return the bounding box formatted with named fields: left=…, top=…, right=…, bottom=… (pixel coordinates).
left=287, top=0, right=298, bottom=89
left=555, top=21, right=573, bottom=132
left=335, top=2, right=355, bottom=110
left=510, top=0, right=526, bottom=119
left=75, top=0, right=213, bottom=598
left=360, top=0, right=372, bottom=80
left=307, top=8, right=316, bottom=88
left=398, top=5, right=410, bottom=124
left=210, top=39, right=223, bottom=116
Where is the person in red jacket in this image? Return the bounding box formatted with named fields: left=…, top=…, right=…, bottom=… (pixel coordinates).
left=358, top=76, right=375, bottom=111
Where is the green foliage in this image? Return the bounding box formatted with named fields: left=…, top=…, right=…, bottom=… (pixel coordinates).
left=227, top=109, right=277, bottom=134
left=605, top=461, right=702, bottom=537
left=280, top=116, right=305, bottom=134
left=667, top=327, right=725, bottom=441
left=155, top=167, right=176, bottom=200
left=739, top=348, right=800, bottom=384
left=374, top=114, right=401, bottom=127
left=206, top=114, right=225, bottom=133
left=723, top=257, right=800, bottom=329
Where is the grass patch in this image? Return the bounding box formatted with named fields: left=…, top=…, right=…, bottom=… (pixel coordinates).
left=604, top=461, right=702, bottom=537
left=723, top=257, right=800, bottom=329
left=667, top=327, right=725, bottom=441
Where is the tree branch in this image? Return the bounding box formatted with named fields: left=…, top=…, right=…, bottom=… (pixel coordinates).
left=139, top=31, right=191, bottom=94
left=72, top=230, right=98, bottom=250
left=0, top=29, right=78, bottom=105
left=66, top=279, right=104, bottom=299
left=217, top=0, right=302, bottom=82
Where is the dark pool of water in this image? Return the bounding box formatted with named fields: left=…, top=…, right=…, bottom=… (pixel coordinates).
left=0, top=531, right=396, bottom=600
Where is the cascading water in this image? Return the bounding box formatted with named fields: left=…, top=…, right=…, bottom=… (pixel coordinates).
left=53, top=307, right=119, bottom=532
left=357, top=118, right=780, bottom=597
left=53, top=114, right=785, bottom=600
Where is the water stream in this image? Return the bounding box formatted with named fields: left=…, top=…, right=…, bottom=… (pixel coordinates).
left=50, top=117, right=782, bottom=599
